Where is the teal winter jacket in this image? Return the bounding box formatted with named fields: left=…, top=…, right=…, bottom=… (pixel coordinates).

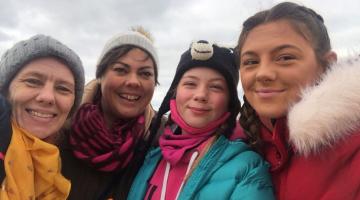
left=128, top=135, right=274, bottom=200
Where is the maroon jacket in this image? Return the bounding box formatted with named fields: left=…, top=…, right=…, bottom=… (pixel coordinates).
left=256, top=59, right=360, bottom=199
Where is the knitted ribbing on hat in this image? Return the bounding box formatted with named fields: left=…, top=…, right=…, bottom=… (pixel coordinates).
left=69, top=103, right=145, bottom=172
left=159, top=100, right=230, bottom=165
left=95, top=31, right=159, bottom=81
left=97, top=31, right=158, bottom=67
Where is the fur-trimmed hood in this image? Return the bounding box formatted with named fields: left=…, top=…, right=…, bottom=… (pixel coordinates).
left=288, top=56, right=360, bottom=155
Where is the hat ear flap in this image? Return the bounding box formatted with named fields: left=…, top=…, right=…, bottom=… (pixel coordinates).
left=148, top=90, right=172, bottom=141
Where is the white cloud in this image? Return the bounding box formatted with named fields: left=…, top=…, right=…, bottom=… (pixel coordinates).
left=0, top=0, right=359, bottom=109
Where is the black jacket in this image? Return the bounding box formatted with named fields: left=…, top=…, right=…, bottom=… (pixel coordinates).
left=0, top=94, right=12, bottom=182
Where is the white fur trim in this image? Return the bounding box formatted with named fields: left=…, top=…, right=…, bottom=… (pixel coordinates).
left=288, top=57, right=360, bottom=155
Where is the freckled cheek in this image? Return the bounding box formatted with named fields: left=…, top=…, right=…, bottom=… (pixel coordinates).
left=175, top=96, right=188, bottom=117
left=175, top=97, right=191, bottom=111
left=213, top=96, right=229, bottom=114
left=175, top=97, right=184, bottom=110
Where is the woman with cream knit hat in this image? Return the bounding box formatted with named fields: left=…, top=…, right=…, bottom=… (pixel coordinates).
left=60, top=27, right=161, bottom=200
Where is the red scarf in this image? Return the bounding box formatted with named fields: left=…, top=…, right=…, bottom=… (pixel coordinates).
left=159, top=100, right=230, bottom=165
left=69, top=103, right=145, bottom=172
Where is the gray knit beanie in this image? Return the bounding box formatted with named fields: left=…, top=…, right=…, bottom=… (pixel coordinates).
left=0, top=34, right=85, bottom=117
left=96, top=31, right=159, bottom=81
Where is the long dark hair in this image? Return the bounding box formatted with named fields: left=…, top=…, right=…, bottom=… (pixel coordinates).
left=235, top=2, right=332, bottom=150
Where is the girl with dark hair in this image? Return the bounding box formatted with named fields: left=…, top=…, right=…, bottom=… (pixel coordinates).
left=128, top=40, right=274, bottom=200
left=236, top=2, right=360, bottom=199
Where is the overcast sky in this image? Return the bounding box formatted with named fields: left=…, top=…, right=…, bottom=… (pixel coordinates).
left=0, top=0, right=359, bottom=108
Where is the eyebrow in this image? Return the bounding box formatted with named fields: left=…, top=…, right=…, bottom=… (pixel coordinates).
left=22, top=71, right=44, bottom=79
left=112, top=61, right=154, bottom=70
left=182, top=75, right=225, bottom=82
left=271, top=44, right=302, bottom=53
left=241, top=44, right=302, bottom=58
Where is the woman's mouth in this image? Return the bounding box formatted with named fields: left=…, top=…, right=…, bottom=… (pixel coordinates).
left=26, top=108, right=56, bottom=118
left=255, top=89, right=285, bottom=98
left=119, top=94, right=141, bottom=101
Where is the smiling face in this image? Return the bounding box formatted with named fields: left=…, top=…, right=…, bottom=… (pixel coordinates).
left=100, top=48, right=156, bottom=123
left=8, top=57, right=75, bottom=141
left=239, top=20, right=323, bottom=120
left=175, top=67, right=229, bottom=129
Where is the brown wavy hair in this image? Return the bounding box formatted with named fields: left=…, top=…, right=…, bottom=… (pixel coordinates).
left=235, top=2, right=333, bottom=150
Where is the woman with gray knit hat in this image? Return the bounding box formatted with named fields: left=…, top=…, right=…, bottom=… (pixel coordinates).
left=0, top=34, right=85, bottom=199
left=60, top=27, right=161, bottom=200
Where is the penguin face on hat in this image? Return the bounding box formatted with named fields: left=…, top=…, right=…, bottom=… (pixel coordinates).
left=190, top=40, right=214, bottom=61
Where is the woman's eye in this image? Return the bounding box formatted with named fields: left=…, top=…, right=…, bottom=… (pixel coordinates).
left=140, top=71, right=154, bottom=78
left=24, top=78, right=42, bottom=87
left=56, top=85, right=73, bottom=94
left=241, top=59, right=258, bottom=66
left=210, top=84, right=224, bottom=91
left=183, top=82, right=196, bottom=87
left=113, top=67, right=127, bottom=75
left=277, top=54, right=296, bottom=62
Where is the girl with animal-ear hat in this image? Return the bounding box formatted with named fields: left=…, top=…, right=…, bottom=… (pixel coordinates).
left=128, top=40, right=274, bottom=200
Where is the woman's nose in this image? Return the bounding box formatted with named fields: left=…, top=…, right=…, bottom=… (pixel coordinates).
left=255, top=61, right=276, bottom=83
left=35, top=84, right=55, bottom=105
left=125, top=73, right=141, bottom=87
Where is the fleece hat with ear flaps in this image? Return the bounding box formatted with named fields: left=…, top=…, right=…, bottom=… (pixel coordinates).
left=95, top=30, right=159, bottom=81
left=0, top=34, right=85, bottom=117
left=150, top=40, right=240, bottom=139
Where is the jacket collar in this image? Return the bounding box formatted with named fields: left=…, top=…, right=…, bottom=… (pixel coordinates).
left=288, top=57, right=360, bottom=156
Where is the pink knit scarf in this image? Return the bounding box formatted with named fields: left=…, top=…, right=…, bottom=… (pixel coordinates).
left=69, top=103, right=145, bottom=172
left=159, top=100, right=230, bottom=165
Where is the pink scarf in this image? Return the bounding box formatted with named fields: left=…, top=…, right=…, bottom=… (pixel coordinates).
left=69, top=103, right=145, bottom=172
left=159, top=100, right=229, bottom=165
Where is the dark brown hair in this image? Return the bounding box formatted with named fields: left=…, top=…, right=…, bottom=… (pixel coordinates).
left=235, top=2, right=332, bottom=150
